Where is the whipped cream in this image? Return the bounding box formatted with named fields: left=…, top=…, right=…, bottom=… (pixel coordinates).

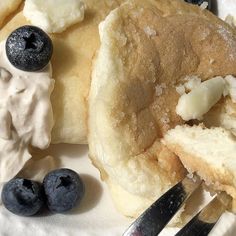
left=23, top=0, right=85, bottom=33
left=0, top=41, right=54, bottom=183
left=18, top=155, right=57, bottom=182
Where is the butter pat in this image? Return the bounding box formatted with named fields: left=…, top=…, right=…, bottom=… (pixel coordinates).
left=23, top=0, right=85, bottom=33
left=176, top=77, right=225, bottom=121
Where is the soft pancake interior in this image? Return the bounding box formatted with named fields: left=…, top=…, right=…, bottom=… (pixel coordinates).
left=0, top=0, right=124, bottom=144
left=163, top=125, right=236, bottom=212
left=89, top=0, right=236, bottom=218
left=0, top=0, right=22, bottom=28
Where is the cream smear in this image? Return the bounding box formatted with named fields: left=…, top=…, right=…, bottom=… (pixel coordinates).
left=0, top=40, right=54, bottom=183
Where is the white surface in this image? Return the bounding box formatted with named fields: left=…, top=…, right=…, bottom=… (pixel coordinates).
left=217, top=0, right=236, bottom=19
left=0, top=144, right=132, bottom=236
left=0, top=144, right=236, bottom=236
left=1, top=1, right=236, bottom=235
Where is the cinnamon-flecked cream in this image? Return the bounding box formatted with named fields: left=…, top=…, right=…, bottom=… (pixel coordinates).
left=0, top=41, right=54, bottom=183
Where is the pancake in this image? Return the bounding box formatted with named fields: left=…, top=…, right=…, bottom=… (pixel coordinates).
left=203, top=96, right=236, bottom=135
left=163, top=125, right=236, bottom=212
left=88, top=0, right=236, bottom=218
left=0, top=0, right=124, bottom=144
left=0, top=0, right=22, bottom=28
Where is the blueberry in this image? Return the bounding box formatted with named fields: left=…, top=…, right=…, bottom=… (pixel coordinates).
left=1, top=178, right=45, bottom=216
left=6, top=25, right=53, bottom=72
left=43, top=168, right=85, bottom=213
left=184, top=0, right=211, bottom=10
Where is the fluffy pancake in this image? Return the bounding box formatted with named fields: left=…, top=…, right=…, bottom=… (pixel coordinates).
left=0, top=0, right=22, bottom=28
left=163, top=125, right=236, bottom=212
left=0, top=0, right=123, bottom=144
left=203, top=97, right=236, bottom=135
left=88, top=0, right=236, bottom=218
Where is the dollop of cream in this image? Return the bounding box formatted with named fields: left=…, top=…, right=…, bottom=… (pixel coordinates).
left=23, top=0, right=85, bottom=33
left=0, top=41, right=54, bottom=183
left=18, top=155, right=58, bottom=182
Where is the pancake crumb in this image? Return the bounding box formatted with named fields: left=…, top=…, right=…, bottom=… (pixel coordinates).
left=209, top=58, right=215, bottom=64
left=155, top=83, right=167, bottom=96
left=200, top=2, right=208, bottom=9
left=184, top=76, right=202, bottom=91
left=161, top=113, right=170, bottom=124
left=176, top=85, right=185, bottom=95
left=143, top=26, right=156, bottom=37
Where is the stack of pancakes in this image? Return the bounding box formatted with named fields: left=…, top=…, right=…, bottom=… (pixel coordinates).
left=1, top=0, right=236, bottom=221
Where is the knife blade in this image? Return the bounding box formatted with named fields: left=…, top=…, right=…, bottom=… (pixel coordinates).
left=123, top=176, right=202, bottom=236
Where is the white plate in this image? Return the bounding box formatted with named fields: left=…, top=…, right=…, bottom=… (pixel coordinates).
left=0, top=144, right=132, bottom=236
left=1, top=144, right=235, bottom=236
left=1, top=1, right=236, bottom=235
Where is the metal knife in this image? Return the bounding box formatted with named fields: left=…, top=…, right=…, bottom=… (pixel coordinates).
left=123, top=177, right=202, bottom=236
